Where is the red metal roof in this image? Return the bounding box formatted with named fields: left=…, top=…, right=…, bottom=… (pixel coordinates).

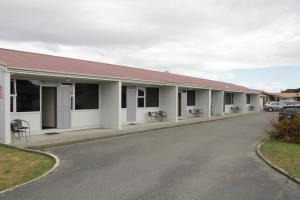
left=0, top=48, right=258, bottom=93
left=261, top=90, right=279, bottom=96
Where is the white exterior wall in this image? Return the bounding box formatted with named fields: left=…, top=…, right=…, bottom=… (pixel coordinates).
left=134, top=86, right=178, bottom=123
left=259, top=96, right=264, bottom=111
left=246, top=104, right=251, bottom=112
left=186, top=105, right=196, bottom=117
left=1, top=68, right=260, bottom=144
left=70, top=83, right=102, bottom=128
left=123, top=86, right=161, bottom=124
left=160, top=86, right=178, bottom=122
left=211, top=90, right=224, bottom=116
left=233, top=92, right=246, bottom=113
left=9, top=81, right=103, bottom=135
left=208, top=90, right=212, bottom=118
left=0, top=67, right=11, bottom=144
left=196, top=89, right=211, bottom=118
left=250, top=94, right=260, bottom=112
left=71, top=110, right=101, bottom=128
left=224, top=105, right=233, bottom=113
left=101, top=81, right=121, bottom=129
left=122, top=85, right=177, bottom=124
left=136, top=107, right=160, bottom=123
left=11, top=110, right=103, bottom=134
left=11, top=112, right=41, bottom=134
left=121, top=108, right=127, bottom=125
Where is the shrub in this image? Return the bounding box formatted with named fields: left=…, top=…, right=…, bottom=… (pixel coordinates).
left=267, top=116, right=300, bottom=143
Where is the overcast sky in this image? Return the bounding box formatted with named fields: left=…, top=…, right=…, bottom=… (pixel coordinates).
left=0, top=0, right=300, bottom=92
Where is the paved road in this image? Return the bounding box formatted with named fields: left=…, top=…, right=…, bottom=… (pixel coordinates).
left=1, top=113, right=300, bottom=200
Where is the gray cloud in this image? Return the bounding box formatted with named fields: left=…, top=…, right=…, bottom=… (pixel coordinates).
left=0, top=0, right=300, bottom=76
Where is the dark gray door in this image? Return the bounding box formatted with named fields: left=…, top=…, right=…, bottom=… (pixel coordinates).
left=57, top=85, right=72, bottom=129
left=127, top=86, right=136, bottom=122
left=42, top=87, right=57, bottom=129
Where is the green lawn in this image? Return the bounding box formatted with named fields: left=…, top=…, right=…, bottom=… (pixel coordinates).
left=0, top=145, right=55, bottom=191
left=261, top=139, right=300, bottom=179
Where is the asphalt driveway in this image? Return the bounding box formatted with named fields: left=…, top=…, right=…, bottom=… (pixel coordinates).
left=1, top=112, right=299, bottom=200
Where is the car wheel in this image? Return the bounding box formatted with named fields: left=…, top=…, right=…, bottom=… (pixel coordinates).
left=268, top=107, right=273, bottom=112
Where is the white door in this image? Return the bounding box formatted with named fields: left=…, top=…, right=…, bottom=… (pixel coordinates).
left=57, top=85, right=72, bottom=129
left=181, top=91, right=187, bottom=117
left=127, top=86, right=136, bottom=122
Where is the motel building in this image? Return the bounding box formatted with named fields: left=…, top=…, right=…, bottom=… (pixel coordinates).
left=0, top=48, right=260, bottom=144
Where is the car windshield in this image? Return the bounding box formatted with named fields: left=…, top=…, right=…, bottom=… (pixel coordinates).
left=282, top=101, right=294, bottom=105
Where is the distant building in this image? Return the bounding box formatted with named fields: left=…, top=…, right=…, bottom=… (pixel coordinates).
left=260, top=91, right=279, bottom=104
left=275, top=92, right=300, bottom=101
left=281, top=88, right=300, bottom=93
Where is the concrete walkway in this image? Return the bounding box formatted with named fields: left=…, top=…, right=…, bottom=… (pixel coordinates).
left=13, top=112, right=257, bottom=149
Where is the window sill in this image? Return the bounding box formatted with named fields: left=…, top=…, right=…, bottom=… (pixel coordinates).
left=72, top=109, right=100, bottom=112
left=11, top=111, right=41, bottom=114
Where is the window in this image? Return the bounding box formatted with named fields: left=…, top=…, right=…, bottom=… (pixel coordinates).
left=187, top=90, right=196, bottom=106
left=137, top=88, right=145, bottom=107
left=246, top=95, right=251, bottom=104
left=10, top=96, right=13, bottom=112
left=122, top=86, right=127, bottom=108
left=17, top=80, right=40, bottom=112
left=75, top=83, right=99, bottom=109
left=10, top=80, right=15, bottom=94
left=138, top=88, right=144, bottom=96
left=225, top=93, right=234, bottom=105
left=146, top=87, right=159, bottom=107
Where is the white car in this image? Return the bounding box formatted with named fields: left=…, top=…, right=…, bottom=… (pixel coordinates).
left=264, top=101, right=286, bottom=112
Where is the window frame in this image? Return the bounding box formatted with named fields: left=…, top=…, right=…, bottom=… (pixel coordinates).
left=137, top=87, right=145, bottom=108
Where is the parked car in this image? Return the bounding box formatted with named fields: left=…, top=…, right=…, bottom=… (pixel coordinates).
left=278, top=105, right=300, bottom=121
left=264, top=101, right=286, bottom=112
left=281, top=100, right=296, bottom=106
left=294, top=101, right=300, bottom=106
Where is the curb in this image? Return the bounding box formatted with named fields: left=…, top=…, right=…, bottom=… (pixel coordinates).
left=256, top=139, right=300, bottom=185
left=0, top=145, right=60, bottom=195
left=27, top=112, right=260, bottom=149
